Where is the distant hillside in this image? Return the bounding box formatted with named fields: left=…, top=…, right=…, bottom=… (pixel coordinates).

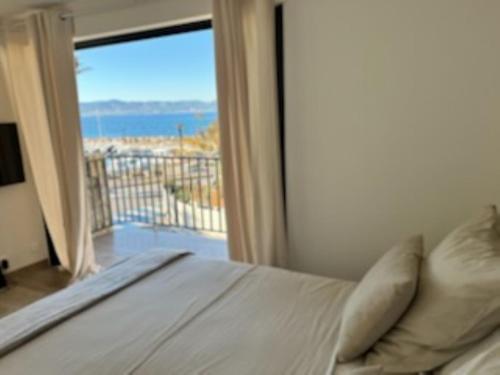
left=80, top=100, right=218, bottom=116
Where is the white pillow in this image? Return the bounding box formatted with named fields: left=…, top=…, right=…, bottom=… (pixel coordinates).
left=367, top=205, right=500, bottom=373
left=334, top=361, right=384, bottom=375
left=335, top=235, right=423, bottom=362
left=436, top=327, right=500, bottom=375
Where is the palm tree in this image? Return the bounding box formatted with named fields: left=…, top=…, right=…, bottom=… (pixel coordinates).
left=75, top=58, right=91, bottom=74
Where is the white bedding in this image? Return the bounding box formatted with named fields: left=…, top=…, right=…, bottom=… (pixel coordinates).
left=0, top=249, right=188, bottom=358
left=0, top=252, right=366, bottom=374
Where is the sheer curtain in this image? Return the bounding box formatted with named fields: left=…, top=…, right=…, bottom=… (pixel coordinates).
left=213, top=0, right=287, bottom=266
left=0, top=8, right=97, bottom=279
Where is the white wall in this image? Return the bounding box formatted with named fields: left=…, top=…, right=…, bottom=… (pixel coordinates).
left=0, top=69, right=48, bottom=272
left=284, top=0, right=500, bottom=280
left=68, top=0, right=500, bottom=281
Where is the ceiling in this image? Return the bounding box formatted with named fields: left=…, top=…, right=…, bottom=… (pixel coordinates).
left=0, top=0, right=152, bottom=17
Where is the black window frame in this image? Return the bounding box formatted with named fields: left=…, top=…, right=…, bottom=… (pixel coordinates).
left=75, top=19, right=212, bottom=50
left=75, top=10, right=286, bottom=204
left=50, top=12, right=285, bottom=265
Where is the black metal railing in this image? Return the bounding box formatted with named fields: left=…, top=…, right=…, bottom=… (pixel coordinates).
left=86, top=155, right=226, bottom=234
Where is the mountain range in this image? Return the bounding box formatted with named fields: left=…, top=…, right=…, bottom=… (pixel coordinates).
left=79, top=100, right=218, bottom=116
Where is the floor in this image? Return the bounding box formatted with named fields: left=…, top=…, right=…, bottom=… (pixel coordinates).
left=94, top=223, right=228, bottom=268
left=0, top=225, right=227, bottom=319
left=0, top=262, right=71, bottom=319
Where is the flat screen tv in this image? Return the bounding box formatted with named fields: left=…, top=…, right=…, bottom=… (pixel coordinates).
left=0, top=123, right=25, bottom=187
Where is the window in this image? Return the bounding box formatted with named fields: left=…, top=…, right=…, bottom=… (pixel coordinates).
left=76, top=21, right=227, bottom=262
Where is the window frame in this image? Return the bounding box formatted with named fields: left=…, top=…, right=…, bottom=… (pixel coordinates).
left=75, top=20, right=212, bottom=50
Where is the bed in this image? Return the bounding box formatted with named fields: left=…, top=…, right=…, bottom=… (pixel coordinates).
left=0, top=250, right=365, bottom=374
left=3, top=218, right=499, bottom=375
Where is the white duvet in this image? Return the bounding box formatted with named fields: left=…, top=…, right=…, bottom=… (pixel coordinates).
left=0, top=252, right=364, bottom=375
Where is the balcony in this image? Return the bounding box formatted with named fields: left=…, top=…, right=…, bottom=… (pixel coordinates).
left=85, top=154, right=228, bottom=264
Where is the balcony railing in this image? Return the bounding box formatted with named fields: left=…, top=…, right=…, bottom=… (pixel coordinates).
left=85, top=155, right=226, bottom=234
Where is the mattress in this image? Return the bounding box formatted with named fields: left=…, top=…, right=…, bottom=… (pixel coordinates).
left=0, top=253, right=357, bottom=374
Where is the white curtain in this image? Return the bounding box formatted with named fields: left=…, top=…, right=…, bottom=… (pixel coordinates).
left=0, top=9, right=97, bottom=279
left=213, top=0, right=287, bottom=266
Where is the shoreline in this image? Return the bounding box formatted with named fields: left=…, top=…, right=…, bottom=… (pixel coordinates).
left=84, top=135, right=218, bottom=157
left=80, top=111, right=218, bottom=118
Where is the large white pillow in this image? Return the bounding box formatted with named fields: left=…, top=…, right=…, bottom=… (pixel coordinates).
left=335, top=235, right=423, bottom=362
left=334, top=360, right=384, bottom=375
left=436, top=327, right=500, bottom=375
left=367, top=205, right=500, bottom=373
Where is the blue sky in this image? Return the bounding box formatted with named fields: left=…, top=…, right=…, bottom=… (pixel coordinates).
left=76, top=29, right=217, bottom=102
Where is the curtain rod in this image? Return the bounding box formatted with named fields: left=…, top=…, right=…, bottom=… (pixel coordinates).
left=59, top=11, right=73, bottom=20
left=60, top=0, right=288, bottom=21
left=10, top=0, right=289, bottom=26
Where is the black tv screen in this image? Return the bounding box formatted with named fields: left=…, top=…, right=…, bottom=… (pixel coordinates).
left=0, top=123, right=25, bottom=187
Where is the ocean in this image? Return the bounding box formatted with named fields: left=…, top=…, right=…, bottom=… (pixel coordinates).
left=81, top=112, right=218, bottom=139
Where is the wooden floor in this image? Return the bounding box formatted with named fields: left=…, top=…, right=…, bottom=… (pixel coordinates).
left=0, top=225, right=227, bottom=320
left=0, top=262, right=71, bottom=319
